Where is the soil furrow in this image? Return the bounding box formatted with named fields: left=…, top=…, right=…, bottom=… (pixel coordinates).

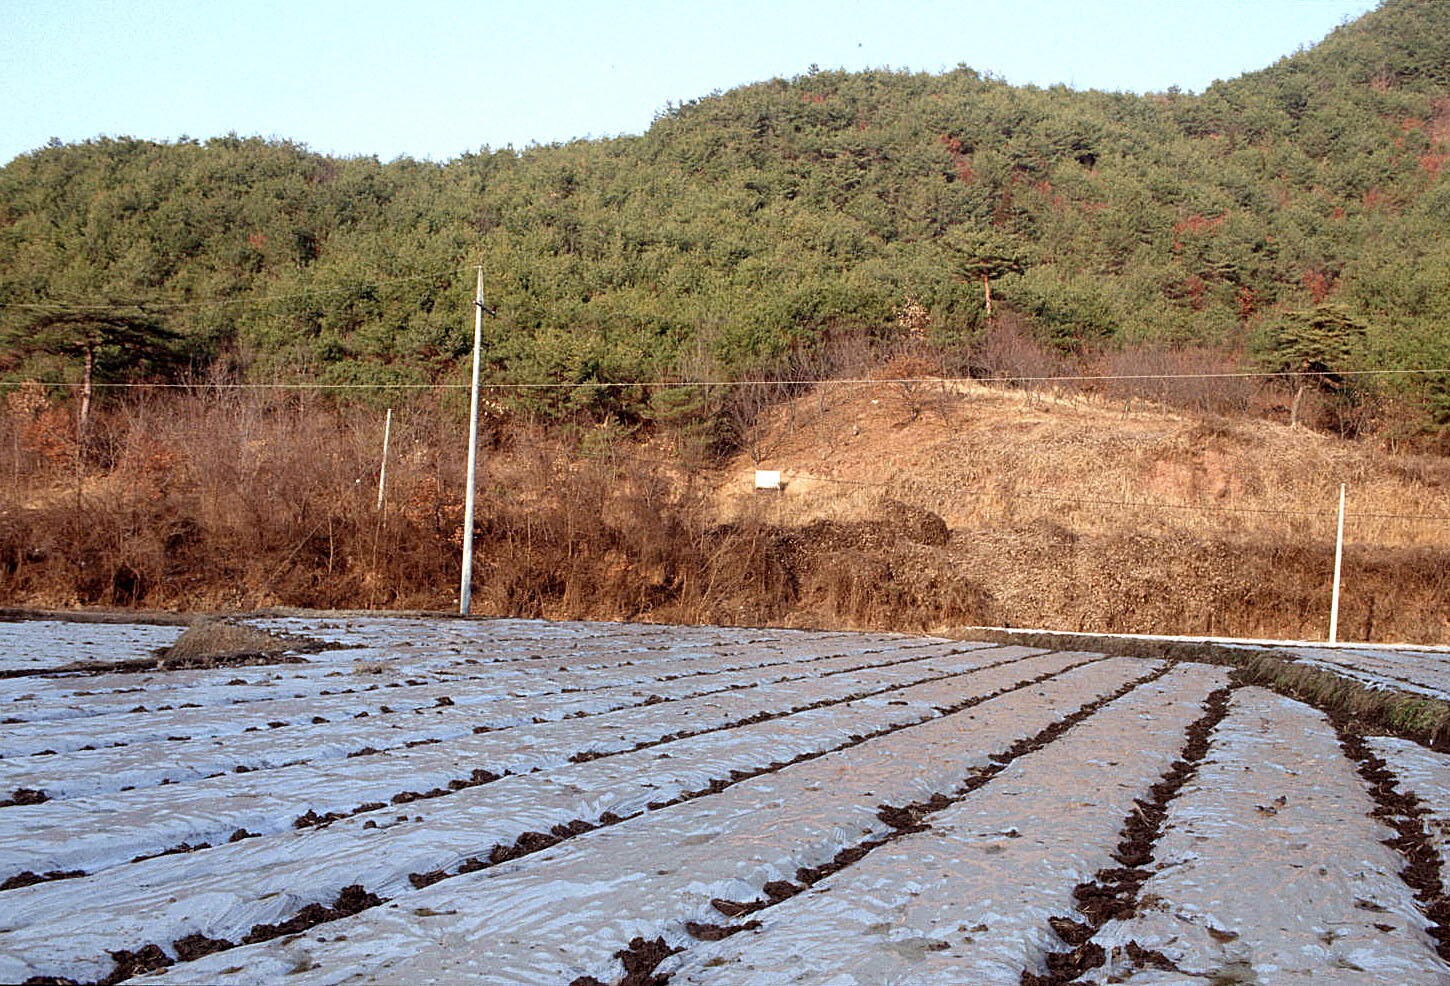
left=577, top=664, right=1178, bottom=986
left=29, top=653, right=1104, bottom=985
left=1336, top=728, right=1450, bottom=962
left=127, top=658, right=1149, bottom=986
left=0, top=633, right=954, bottom=737
left=1061, top=688, right=1448, bottom=985
left=0, top=646, right=1033, bottom=885
left=661, top=664, right=1230, bottom=985
left=0, top=641, right=982, bottom=799
left=0, top=628, right=848, bottom=722
left=1019, top=683, right=1236, bottom=984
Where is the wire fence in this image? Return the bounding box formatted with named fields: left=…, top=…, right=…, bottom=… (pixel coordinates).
left=3, top=366, right=1450, bottom=391
left=2, top=375, right=1446, bottom=532
left=3, top=261, right=1447, bottom=538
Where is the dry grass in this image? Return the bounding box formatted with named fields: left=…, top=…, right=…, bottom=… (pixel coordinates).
left=0, top=379, right=1446, bottom=644
left=713, top=380, right=1450, bottom=550
left=703, top=379, right=1450, bottom=643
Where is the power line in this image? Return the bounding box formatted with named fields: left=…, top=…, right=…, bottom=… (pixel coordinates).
left=3, top=367, right=1449, bottom=391
left=5, top=389, right=1443, bottom=526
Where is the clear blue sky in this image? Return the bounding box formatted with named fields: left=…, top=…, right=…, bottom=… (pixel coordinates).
left=0, top=0, right=1378, bottom=166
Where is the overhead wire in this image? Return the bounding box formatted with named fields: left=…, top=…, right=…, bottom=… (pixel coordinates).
left=2, top=268, right=1445, bottom=525
left=3, top=367, right=1449, bottom=390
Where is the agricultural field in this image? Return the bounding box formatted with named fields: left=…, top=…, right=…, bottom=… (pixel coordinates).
left=1, top=616, right=1447, bottom=985
left=1272, top=644, right=1450, bottom=702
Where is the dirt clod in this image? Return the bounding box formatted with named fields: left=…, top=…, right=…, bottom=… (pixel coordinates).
left=762, top=880, right=800, bottom=902
left=172, top=932, right=233, bottom=962
left=2, top=788, right=49, bottom=807
left=711, top=897, right=751, bottom=918
left=614, top=936, right=681, bottom=986
left=408, top=870, right=448, bottom=889
left=241, top=885, right=385, bottom=945
left=1, top=868, right=85, bottom=891
left=1048, top=916, right=1095, bottom=946
left=685, top=919, right=762, bottom=941
left=100, top=944, right=172, bottom=985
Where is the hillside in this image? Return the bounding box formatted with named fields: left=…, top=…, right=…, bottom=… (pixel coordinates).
left=706, top=378, right=1450, bottom=640
left=0, top=0, right=1446, bottom=434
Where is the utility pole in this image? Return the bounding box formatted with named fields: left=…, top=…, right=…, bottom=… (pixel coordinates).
left=459, top=266, right=486, bottom=616
left=376, top=407, right=393, bottom=511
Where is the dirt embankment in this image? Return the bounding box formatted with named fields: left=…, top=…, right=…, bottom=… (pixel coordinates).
left=704, top=381, right=1450, bottom=643
left=0, top=385, right=1446, bottom=644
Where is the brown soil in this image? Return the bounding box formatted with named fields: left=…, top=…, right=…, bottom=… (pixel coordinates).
left=1337, top=729, right=1450, bottom=961
left=569, top=936, right=681, bottom=986
left=615, top=937, right=683, bottom=986
left=0, top=868, right=84, bottom=892
left=97, top=944, right=172, bottom=985
left=240, top=884, right=385, bottom=945
left=1, top=788, right=49, bottom=807
left=171, top=933, right=231, bottom=963
left=1025, top=685, right=1235, bottom=985
left=684, top=919, right=760, bottom=941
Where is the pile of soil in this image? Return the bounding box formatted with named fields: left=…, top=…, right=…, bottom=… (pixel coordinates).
left=159, top=620, right=311, bottom=666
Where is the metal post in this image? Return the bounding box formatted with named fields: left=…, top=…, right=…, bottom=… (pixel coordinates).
left=376, top=408, right=393, bottom=511
left=1329, top=482, right=1346, bottom=644
left=459, top=266, right=485, bottom=615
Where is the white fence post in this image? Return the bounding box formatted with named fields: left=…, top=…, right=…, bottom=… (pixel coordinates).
left=376, top=407, right=392, bottom=511
left=1329, top=483, right=1346, bottom=644
left=460, top=266, right=485, bottom=616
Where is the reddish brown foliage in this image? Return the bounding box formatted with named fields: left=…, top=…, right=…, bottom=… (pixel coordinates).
left=1361, top=187, right=1395, bottom=212
left=1171, top=213, right=1224, bottom=236
left=1235, top=286, right=1259, bottom=323
left=938, top=135, right=974, bottom=182
left=1301, top=268, right=1336, bottom=303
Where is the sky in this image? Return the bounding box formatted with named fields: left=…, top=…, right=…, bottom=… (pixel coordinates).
left=0, top=0, right=1380, bottom=166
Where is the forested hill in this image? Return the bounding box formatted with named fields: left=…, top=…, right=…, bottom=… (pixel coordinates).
left=0, top=0, right=1446, bottom=423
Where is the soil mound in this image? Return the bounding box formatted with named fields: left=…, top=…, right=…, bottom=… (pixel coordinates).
left=161, top=621, right=298, bottom=663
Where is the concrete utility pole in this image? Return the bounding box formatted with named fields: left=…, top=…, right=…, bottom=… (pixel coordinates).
left=460, top=266, right=486, bottom=616
left=1329, top=483, right=1347, bottom=643
left=376, top=408, right=393, bottom=511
